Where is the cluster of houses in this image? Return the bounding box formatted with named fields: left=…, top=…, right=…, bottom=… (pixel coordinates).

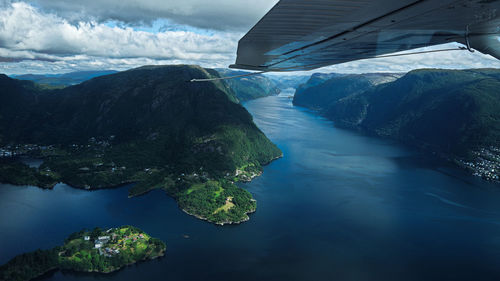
left=0, top=137, right=117, bottom=159
left=83, top=228, right=147, bottom=257
left=123, top=233, right=145, bottom=243
left=0, top=144, right=52, bottom=158
left=458, top=146, right=500, bottom=181
left=89, top=137, right=112, bottom=148
left=93, top=235, right=111, bottom=249
left=177, top=168, right=210, bottom=182
left=0, top=148, right=14, bottom=158
left=83, top=230, right=120, bottom=257
left=100, top=247, right=120, bottom=257
left=0, top=138, right=112, bottom=160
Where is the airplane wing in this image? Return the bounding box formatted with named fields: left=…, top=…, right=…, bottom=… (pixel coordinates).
left=230, top=0, right=500, bottom=72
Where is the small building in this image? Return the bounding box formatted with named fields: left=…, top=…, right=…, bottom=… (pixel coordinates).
left=97, top=236, right=110, bottom=245
left=84, top=236, right=90, bottom=241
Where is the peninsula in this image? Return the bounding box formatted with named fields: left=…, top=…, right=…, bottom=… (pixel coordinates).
left=0, top=65, right=283, bottom=225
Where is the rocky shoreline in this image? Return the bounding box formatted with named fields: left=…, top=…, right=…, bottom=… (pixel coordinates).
left=181, top=205, right=257, bottom=226
left=82, top=250, right=166, bottom=274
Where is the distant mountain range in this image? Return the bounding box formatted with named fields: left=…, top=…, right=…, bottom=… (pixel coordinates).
left=12, top=69, right=283, bottom=103
left=216, top=69, right=281, bottom=102
left=0, top=65, right=282, bottom=224
left=293, top=69, right=500, bottom=161
left=12, top=70, right=119, bottom=87
left=264, top=74, right=311, bottom=90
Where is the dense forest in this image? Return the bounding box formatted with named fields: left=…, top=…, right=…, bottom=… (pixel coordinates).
left=293, top=69, right=500, bottom=156
left=292, top=69, right=500, bottom=181
left=0, top=65, right=282, bottom=224
left=216, top=69, right=280, bottom=102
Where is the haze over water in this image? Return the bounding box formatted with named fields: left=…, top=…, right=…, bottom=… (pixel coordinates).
left=1, top=94, right=500, bottom=280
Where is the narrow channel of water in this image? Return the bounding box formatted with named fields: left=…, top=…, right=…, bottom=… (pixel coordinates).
left=1, top=95, right=499, bottom=281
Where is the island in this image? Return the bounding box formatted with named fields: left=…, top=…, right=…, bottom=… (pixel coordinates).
left=0, top=226, right=166, bottom=281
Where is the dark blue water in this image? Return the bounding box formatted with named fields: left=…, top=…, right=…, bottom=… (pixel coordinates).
left=1, top=95, right=500, bottom=281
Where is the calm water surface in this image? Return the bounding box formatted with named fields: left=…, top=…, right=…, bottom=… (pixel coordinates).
left=1, top=95, right=500, bottom=281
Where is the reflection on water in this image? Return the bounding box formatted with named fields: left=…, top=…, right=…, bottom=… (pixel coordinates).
left=1, top=95, right=500, bottom=281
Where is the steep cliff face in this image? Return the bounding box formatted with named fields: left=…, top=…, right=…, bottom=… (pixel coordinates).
left=293, top=75, right=373, bottom=110
left=356, top=69, right=500, bottom=154
left=293, top=69, right=500, bottom=157
left=292, top=73, right=400, bottom=110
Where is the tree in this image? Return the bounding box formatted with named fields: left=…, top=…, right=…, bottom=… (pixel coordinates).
left=90, top=227, right=101, bottom=239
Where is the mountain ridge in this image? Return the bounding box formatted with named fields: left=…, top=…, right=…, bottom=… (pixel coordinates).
left=292, top=68, right=500, bottom=181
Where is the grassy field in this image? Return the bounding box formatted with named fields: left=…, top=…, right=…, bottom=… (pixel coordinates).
left=214, top=196, right=235, bottom=214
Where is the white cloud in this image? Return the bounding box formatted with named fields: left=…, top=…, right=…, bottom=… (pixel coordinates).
left=23, top=0, right=278, bottom=31
left=0, top=1, right=499, bottom=75
left=0, top=2, right=243, bottom=74
left=314, top=43, right=500, bottom=74
left=268, top=43, right=500, bottom=76
left=0, top=56, right=232, bottom=75
left=0, top=2, right=238, bottom=58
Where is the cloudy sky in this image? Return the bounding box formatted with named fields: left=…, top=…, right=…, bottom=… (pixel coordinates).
left=0, top=0, right=499, bottom=75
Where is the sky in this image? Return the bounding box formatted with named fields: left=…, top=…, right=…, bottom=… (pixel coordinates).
left=0, top=0, right=499, bottom=75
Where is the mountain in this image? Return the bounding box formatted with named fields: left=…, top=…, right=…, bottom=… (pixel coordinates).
left=294, top=75, right=370, bottom=110
left=293, top=73, right=401, bottom=110
left=2, top=66, right=243, bottom=144
left=216, top=69, right=280, bottom=102
left=0, top=65, right=282, bottom=225
left=352, top=69, right=500, bottom=155
left=297, top=73, right=342, bottom=89
left=292, top=69, right=500, bottom=180
left=12, top=70, right=118, bottom=87
left=264, top=74, right=311, bottom=90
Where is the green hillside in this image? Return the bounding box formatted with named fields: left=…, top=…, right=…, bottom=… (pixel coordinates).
left=293, top=73, right=400, bottom=110
left=216, top=69, right=280, bottom=102
left=292, top=69, right=500, bottom=181
left=357, top=69, right=500, bottom=155
left=0, top=65, right=282, bottom=224
left=265, top=74, right=311, bottom=90
left=293, top=74, right=372, bottom=110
